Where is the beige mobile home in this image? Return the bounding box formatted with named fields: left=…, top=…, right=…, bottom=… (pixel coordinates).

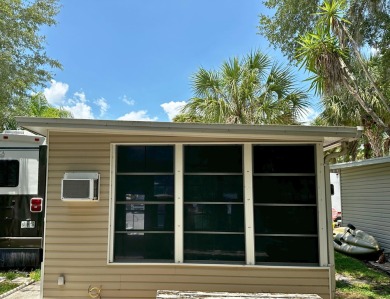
left=17, top=117, right=361, bottom=299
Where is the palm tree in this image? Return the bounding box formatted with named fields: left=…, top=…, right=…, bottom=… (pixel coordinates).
left=174, top=51, right=309, bottom=125
left=317, top=0, right=390, bottom=113
left=28, top=93, right=72, bottom=118
left=296, top=0, right=390, bottom=135
left=313, top=56, right=390, bottom=159
left=2, top=93, right=72, bottom=130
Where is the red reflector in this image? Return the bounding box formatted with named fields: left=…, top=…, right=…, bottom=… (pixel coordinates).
left=31, top=198, right=41, bottom=205
left=34, top=138, right=40, bottom=142
left=3, top=136, right=8, bottom=139
left=30, top=197, right=43, bottom=213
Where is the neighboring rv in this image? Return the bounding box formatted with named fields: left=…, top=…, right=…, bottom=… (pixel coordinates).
left=0, top=130, right=46, bottom=268
left=330, top=172, right=341, bottom=212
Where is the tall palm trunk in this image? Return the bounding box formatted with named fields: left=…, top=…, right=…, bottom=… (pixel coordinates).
left=338, top=56, right=390, bottom=134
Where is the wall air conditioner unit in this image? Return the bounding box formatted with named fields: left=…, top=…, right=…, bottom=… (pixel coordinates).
left=61, top=172, right=100, bottom=201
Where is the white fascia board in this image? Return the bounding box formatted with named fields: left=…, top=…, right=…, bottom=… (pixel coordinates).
left=15, top=117, right=361, bottom=148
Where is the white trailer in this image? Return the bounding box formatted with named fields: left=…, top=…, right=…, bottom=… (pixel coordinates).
left=0, top=130, right=47, bottom=268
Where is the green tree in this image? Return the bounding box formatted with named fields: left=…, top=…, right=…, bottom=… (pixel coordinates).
left=294, top=0, right=390, bottom=159
left=258, top=0, right=389, bottom=65
left=0, top=0, right=62, bottom=129
left=28, top=93, right=72, bottom=118
left=3, top=93, right=72, bottom=130
left=296, top=26, right=389, bottom=132
left=174, top=51, right=309, bottom=125
left=295, top=1, right=390, bottom=136
left=312, top=56, right=390, bottom=159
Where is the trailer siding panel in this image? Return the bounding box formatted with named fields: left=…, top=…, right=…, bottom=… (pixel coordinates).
left=42, top=132, right=331, bottom=299
left=340, top=162, right=390, bottom=253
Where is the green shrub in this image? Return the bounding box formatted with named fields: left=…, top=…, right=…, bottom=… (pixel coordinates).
left=29, top=269, right=41, bottom=281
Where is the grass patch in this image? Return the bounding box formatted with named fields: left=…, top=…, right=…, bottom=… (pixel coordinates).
left=0, top=269, right=40, bottom=295
left=0, top=270, right=26, bottom=281
left=335, top=252, right=390, bottom=299
left=0, top=270, right=26, bottom=295
left=0, top=281, right=19, bottom=295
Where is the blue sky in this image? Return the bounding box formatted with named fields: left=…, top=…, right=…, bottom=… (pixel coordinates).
left=41, top=0, right=319, bottom=122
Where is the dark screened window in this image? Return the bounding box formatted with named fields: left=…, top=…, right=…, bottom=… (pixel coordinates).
left=184, top=145, right=245, bottom=263
left=112, top=143, right=322, bottom=266
left=117, top=145, right=173, bottom=173
left=116, top=175, right=174, bottom=202
left=0, top=160, right=19, bottom=187
left=254, top=206, right=317, bottom=235
left=184, top=175, right=243, bottom=202
left=253, top=145, right=315, bottom=173
left=184, top=204, right=244, bottom=232
left=114, top=233, right=174, bottom=262
left=184, top=234, right=245, bottom=262
left=253, top=145, right=318, bottom=265
left=185, top=145, right=242, bottom=173
left=114, top=145, right=174, bottom=262
left=253, top=176, right=316, bottom=204
left=254, top=236, right=318, bottom=264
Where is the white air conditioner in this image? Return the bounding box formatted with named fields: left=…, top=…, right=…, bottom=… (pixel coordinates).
left=61, top=172, right=100, bottom=201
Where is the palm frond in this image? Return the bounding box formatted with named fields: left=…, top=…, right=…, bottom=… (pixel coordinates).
left=245, top=50, right=271, bottom=81
left=191, top=68, right=221, bottom=98
left=182, top=50, right=311, bottom=125
left=296, top=25, right=348, bottom=96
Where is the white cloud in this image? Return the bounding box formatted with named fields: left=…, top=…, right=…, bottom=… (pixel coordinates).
left=161, top=101, right=186, bottom=121
left=42, top=81, right=112, bottom=119
left=64, top=102, right=95, bottom=119
left=298, top=107, right=320, bottom=125
left=74, top=91, right=86, bottom=102
left=43, top=80, right=69, bottom=105
left=94, top=98, right=109, bottom=117
left=121, top=95, right=135, bottom=106
left=63, top=91, right=94, bottom=119
left=117, top=110, right=158, bottom=121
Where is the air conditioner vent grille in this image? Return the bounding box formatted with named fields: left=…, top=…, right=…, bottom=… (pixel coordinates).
left=61, top=172, right=100, bottom=201
left=62, top=180, right=91, bottom=199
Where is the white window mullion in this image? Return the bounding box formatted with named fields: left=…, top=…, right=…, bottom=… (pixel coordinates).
left=174, top=144, right=184, bottom=263
left=108, top=143, right=116, bottom=263
left=243, top=143, right=255, bottom=265
left=316, top=143, right=328, bottom=266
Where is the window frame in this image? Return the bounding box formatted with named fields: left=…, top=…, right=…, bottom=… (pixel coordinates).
left=252, top=144, right=319, bottom=265
left=112, top=145, right=175, bottom=263
left=0, top=160, right=20, bottom=187
left=183, top=144, right=245, bottom=264
left=108, top=142, right=328, bottom=267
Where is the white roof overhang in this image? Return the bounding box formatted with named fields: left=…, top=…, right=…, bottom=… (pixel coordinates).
left=15, top=117, right=363, bottom=150
left=331, top=155, right=390, bottom=170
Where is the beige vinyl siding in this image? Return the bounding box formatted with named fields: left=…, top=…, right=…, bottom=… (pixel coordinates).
left=340, top=163, right=390, bottom=252
left=42, top=131, right=331, bottom=299
left=42, top=266, right=330, bottom=298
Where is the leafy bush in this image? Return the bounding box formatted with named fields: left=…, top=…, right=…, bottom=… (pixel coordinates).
left=29, top=269, right=41, bottom=281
